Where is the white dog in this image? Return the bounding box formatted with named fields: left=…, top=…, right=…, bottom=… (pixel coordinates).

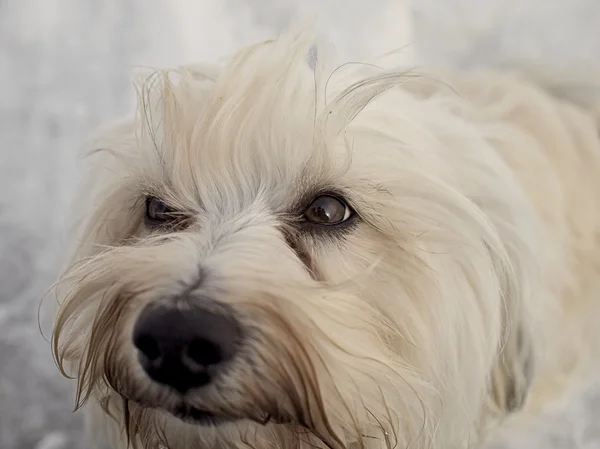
left=50, top=28, right=600, bottom=449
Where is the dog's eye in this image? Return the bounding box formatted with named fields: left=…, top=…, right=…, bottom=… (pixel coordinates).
left=145, top=197, right=176, bottom=225
left=304, top=195, right=353, bottom=225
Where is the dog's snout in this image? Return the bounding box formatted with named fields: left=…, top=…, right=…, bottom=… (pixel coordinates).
left=133, top=303, right=241, bottom=393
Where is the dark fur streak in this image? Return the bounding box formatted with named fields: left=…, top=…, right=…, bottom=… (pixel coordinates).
left=281, top=226, right=323, bottom=281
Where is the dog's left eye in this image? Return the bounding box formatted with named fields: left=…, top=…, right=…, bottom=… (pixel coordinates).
left=145, top=197, right=176, bottom=225
left=304, top=195, right=353, bottom=225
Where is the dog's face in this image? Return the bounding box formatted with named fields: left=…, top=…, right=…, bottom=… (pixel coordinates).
left=52, top=35, right=537, bottom=449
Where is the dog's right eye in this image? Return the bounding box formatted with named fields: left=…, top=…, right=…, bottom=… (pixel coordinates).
left=145, top=197, right=176, bottom=226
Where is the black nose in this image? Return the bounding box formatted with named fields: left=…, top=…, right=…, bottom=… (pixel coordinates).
left=132, top=303, right=241, bottom=393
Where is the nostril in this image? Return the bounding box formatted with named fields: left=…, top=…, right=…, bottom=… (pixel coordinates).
left=134, top=335, right=161, bottom=362
left=185, top=338, right=223, bottom=367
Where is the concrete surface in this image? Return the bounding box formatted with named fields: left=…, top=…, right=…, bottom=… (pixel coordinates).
left=1, top=1, right=599, bottom=448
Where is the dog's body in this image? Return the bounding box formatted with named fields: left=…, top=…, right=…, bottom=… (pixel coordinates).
left=51, top=31, right=600, bottom=449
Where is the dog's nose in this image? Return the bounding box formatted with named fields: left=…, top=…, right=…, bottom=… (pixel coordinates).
left=132, top=303, right=241, bottom=393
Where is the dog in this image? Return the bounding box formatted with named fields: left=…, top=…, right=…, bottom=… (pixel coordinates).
left=49, top=27, right=600, bottom=449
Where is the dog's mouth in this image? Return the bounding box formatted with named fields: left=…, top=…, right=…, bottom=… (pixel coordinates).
left=171, top=404, right=229, bottom=425
left=124, top=390, right=287, bottom=427
left=123, top=394, right=233, bottom=426
left=167, top=403, right=288, bottom=427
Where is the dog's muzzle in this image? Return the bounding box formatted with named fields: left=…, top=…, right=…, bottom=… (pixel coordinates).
left=132, top=301, right=242, bottom=394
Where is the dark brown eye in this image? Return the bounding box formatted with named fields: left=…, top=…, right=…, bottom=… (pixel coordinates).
left=145, top=197, right=175, bottom=225
left=304, top=195, right=353, bottom=225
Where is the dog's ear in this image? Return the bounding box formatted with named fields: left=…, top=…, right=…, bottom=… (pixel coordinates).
left=489, top=322, right=535, bottom=413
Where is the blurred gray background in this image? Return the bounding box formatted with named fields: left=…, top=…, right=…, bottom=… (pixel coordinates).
left=1, top=0, right=600, bottom=448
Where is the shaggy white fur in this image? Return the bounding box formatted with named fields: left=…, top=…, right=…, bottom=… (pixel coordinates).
left=50, top=27, right=600, bottom=449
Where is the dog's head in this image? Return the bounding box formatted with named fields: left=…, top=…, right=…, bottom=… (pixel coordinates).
left=51, top=33, right=539, bottom=449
